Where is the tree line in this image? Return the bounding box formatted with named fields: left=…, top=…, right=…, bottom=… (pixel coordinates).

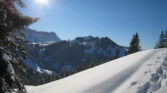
left=114, top=33, right=141, bottom=57
left=155, top=30, right=167, bottom=48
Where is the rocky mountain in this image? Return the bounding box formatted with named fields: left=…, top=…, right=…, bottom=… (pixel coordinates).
left=25, top=36, right=126, bottom=74
left=23, top=28, right=61, bottom=43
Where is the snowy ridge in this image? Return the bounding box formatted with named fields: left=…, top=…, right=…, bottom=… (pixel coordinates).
left=26, top=49, right=167, bottom=93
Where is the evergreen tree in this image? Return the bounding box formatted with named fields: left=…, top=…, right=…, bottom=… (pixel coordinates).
left=155, top=31, right=166, bottom=48
left=0, top=0, right=37, bottom=93
left=113, top=47, right=120, bottom=59
left=164, top=30, right=167, bottom=47
left=127, top=33, right=141, bottom=54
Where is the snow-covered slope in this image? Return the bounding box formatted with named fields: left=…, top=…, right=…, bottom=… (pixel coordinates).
left=26, top=49, right=167, bottom=93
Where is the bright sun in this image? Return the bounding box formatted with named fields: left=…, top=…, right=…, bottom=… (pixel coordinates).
left=36, top=0, right=48, bottom=4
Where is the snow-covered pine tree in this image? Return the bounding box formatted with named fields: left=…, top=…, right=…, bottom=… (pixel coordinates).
left=127, top=33, right=141, bottom=54
left=0, top=0, right=37, bottom=93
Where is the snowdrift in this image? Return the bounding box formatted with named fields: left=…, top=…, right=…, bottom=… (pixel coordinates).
left=27, top=49, right=167, bottom=93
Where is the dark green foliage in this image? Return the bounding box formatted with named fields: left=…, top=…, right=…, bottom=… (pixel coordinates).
left=127, top=33, right=141, bottom=54
left=23, top=60, right=105, bottom=86
left=113, top=47, right=120, bottom=59
left=155, top=30, right=167, bottom=48
left=0, top=0, right=37, bottom=92
left=23, top=67, right=55, bottom=86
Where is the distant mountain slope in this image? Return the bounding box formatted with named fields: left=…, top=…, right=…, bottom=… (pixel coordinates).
left=25, top=36, right=126, bottom=74
left=23, top=28, right=61, bottom=43
left=26, top=49, right=167, bottom=93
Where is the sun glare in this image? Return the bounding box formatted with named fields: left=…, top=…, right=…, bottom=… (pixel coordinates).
left=36, top=0, right=48, bottom=4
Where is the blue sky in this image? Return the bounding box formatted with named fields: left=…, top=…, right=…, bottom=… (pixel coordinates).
left=19, top=0, right=167, bottom=49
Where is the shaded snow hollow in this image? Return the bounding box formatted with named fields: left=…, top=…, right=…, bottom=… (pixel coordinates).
left=26, top=49, right=167, bottom=93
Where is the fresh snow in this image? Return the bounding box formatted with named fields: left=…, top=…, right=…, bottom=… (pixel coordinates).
left=24, top=59, right=53, bottom=75
left=26, top=49, right=167, bottom=93
left=36, top=66, right=53, bottom=75
left=30, top=41, right=55, bottom=47
left=1, top=53, right=15, bottom=81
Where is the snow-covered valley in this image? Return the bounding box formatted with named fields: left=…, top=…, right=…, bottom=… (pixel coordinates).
left=26, top=48, right=167, bottom=93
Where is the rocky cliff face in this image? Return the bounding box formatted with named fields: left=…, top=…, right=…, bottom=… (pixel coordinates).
left=23, top=28, right=61, bottom=43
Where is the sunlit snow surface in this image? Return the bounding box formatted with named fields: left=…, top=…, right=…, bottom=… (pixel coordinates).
left=26, top=49, right=167, bottom=93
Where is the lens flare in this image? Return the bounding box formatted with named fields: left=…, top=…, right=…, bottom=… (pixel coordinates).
left=36, top=0, right=48, bottom=4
